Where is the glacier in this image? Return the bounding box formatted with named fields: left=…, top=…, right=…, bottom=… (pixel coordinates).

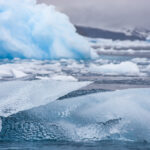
left=0, top=0, right=90, bottom=59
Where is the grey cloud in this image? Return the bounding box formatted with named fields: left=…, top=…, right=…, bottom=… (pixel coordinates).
left=37, top=0, right=150, bottom=30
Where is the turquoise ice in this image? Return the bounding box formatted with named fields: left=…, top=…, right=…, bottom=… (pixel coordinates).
left=0, top=0, right=90, bottom=59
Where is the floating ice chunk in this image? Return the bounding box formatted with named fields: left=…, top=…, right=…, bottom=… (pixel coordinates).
left=36, top=75, right=78, bottom=81
left=0, top=80, right=90, bottom=117
left=144, top=65, right=150, bottom=73
left=1, top=88, right=150, bottom=142
left=36, top=76, right=51, bottom=80
left=0, top=69, right=12, bottom=78
left=126, top=49, right=135, bottom=54
left=88, top=38, right=150, bottom=48
left=132, top=58, right=149, bottom=64
left=0, top=64, right=28, bottom=79
left=11, top=69, right=28, bottom=78
left=50, top=75, right=78, bottom=81
left=0, top=64, right=13, bottom=78
left=0, top=0, right=90, bottom=59
left=89, top=61, right=140, bottom=75
left=62, top=88, right=150, bottom=141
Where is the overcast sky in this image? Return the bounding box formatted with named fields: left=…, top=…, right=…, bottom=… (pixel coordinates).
left=38, top=0, right=150, bottom=30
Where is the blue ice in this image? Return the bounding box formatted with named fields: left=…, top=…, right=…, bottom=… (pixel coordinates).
left=0, top=0, right=90, bottom=59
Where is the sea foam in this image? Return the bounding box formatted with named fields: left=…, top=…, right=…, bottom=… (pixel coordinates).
left=0, top=0, right=90, bottom=59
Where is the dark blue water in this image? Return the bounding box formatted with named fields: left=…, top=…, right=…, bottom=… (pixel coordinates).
left=0, top=141, right=150, bottom=150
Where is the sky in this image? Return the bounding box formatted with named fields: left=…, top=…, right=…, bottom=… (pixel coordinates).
left=38, top=0, right=150, bottom=31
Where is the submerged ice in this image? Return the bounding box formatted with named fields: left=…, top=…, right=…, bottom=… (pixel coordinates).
left=0, top=0, right=90, bottom=59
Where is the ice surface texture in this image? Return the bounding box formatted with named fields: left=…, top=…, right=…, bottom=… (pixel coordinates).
left=0, top=88, right=150, bottom=142
left=0, top=80, right=90, bottom=117
left=0, top=0, right=90, bottom=59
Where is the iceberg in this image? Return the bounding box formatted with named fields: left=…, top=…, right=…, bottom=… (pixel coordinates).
left=0, top=88, right=150, bottom=142
left=0, top=80, right=90, bottom=117
left=0, top=0, right=90, bottom=59
left=89, top=61, right=140, bottom=75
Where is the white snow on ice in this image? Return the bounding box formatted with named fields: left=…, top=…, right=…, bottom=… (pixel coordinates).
left=0, top=80, right=90, bottom=118
left=89, top=61, right=140, bottom=75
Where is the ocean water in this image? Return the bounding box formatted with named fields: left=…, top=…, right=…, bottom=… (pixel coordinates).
left=0, top=141, right=150, bottom=150
left=1, top=0, right=150, bottom=149
left=0, top=53, right=150, bottom=149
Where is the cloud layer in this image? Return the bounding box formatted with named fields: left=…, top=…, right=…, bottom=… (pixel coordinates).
left=38, top=0, right=150, bottom=30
